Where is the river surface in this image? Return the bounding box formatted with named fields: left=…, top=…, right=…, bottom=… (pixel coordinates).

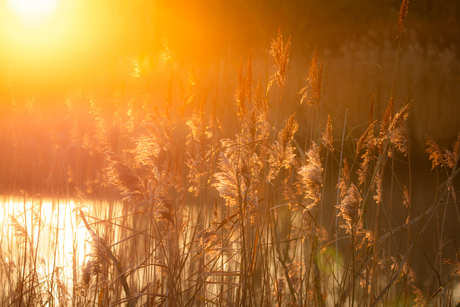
left=0, top=196, right=93, bottom=292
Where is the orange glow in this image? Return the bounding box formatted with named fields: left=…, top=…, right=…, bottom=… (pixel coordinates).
left=0, top=0, right=119, bottom=95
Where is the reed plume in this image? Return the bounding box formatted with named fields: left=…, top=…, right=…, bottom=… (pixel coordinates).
left=339, top=158, right=351, bottom=198
left=77, top=260, right=93, bottom=296
left=378, top=95, right=394, bottom=155
left=336, top=183, right=363, bottom=234
left=213, top=148, right=259, bottom=223
left=388, top=101, right=412, bottom=155
left=373, top=172, right=383, bottom=204
left=138, top=107, right=173, bottom=158
left=87, top=234, right=109, bottom=279
left=425, top=134, right=443, bottom=170
left=444, top=132, right=460, bottom=169
left=106, top=152, right=146, bottom=205
left=297, top=142, right=323, bottom=209
left=254, top=76, right=268, bottom=118
left=213, top=150, right=243, bottom=210
left=398, top=0, right=409, bottom=34
left=267, top=114, right=298, bottom=182
left=9, top=215, right=30, bottom=246
left=300, top=47, right=323, bottom=106
left=356, top=121, right=376, bottom=186
left=268, top=28, right=291, bottom=92
left=321, top=114, right=333, bottom=152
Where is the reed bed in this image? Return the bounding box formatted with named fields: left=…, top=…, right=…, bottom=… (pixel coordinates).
left=1, top=3, right=460, bottom=306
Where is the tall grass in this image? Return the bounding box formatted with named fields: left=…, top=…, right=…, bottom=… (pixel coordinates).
left=1, top=4, right=460, bottom=306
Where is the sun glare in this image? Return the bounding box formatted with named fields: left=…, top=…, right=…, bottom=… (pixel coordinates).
left=7, top=0, right=58, bottom=26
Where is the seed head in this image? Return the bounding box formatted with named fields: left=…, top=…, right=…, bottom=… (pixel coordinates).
left=337, top=183, right=363, bottom=234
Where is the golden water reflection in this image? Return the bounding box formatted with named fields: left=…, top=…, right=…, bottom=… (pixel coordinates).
left=1, top=196, right=89, bottom=290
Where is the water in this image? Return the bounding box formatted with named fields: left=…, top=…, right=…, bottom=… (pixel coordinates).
left=0, top=195, right=89, bottom=296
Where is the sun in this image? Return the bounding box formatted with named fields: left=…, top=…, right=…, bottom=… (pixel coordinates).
left=7, top=0, right=59, bottom=26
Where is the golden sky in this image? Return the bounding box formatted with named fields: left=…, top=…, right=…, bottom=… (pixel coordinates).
left=1, top=0, right=458, bottom=99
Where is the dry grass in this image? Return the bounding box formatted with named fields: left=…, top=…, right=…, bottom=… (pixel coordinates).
left=1, top=5, right=460, bottom=306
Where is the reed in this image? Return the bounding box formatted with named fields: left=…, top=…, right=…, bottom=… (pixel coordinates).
left=1, top=1, right=460, bottom=306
